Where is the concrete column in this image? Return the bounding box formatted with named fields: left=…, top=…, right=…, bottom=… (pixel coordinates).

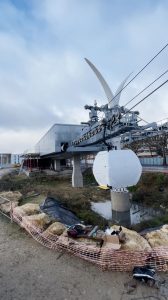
left=54, top=159, right=61, bottom=171
left=112, top=210, right=131, bottom=227
left=111, top=190, right=131, bottom=212
left=19, top=159, right=24, bottom=175
left=110, top=137, right=131, bottom=213
left=72, top=155, right=83, bottom=187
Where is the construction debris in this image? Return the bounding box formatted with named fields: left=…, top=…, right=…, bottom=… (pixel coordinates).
left=40, top=197, right=81, bottom=225
left=1, top=193, right=168, bottom=272
left=133, top=266, right=156, bottom=285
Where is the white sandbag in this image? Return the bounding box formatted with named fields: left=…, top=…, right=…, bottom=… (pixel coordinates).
left=0, top=201, right=19, bottom=213
left=111, top=225, right=151, bottom=251
left=44, top=222, right=66, bottom=236
left=161, top=224, right=168, bottom=233
left=13, top=206, right=27, bottom=217
left=0, top=191, right=22, bottom=213
left=22, top=213, right=51, bottom=230
left=145, top=230, right=168, bottom=248
left=0, top=191, right=22, bottom=202
left=13, top=203, right=40, bottom=216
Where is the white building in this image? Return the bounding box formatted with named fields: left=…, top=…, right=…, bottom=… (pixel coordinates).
left=0, top=153, right=22, bottom=168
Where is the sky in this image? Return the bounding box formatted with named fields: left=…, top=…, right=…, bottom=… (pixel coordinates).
left=0, top=0, right=168, bottom=153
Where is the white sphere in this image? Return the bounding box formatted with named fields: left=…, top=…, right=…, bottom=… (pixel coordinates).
left=93, top=150, right=142, bottom=188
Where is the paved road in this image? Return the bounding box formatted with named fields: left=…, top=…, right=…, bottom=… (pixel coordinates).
left=143, top=166, right=168, bottom=173
left=0, top=215, right=168, bottom=300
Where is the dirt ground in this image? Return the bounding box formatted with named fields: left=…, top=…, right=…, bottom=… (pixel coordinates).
left=1, top=169, right=168, bottom=299
left=1, top=215, right=168, bottom=300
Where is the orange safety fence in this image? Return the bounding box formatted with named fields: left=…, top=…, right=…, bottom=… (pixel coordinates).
left=11, top=209, right=168, bottom=272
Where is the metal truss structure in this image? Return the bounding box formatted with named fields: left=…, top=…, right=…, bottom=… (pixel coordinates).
left=70, top=59, right=168, bottom=151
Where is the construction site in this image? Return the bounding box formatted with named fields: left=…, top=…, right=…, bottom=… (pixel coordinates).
left=1, top=41, right=168, bottom=298
left=1, top=0, right=168, bottom=294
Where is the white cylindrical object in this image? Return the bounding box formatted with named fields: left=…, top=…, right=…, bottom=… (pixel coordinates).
left=93, top=150, right=142, bottom=188
left=111, top=190, right=131, bottom=211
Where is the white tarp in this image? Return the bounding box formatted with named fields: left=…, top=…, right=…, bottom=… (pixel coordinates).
left=93, top=150, right=142, bottom=188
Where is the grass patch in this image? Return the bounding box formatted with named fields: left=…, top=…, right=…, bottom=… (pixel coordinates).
left=77, top=210, right=108, bottom=228
left=131, top=172, right=168, bottom=208
left=83, top=167, right=97, bottom=186
left=132, top=214, right=168, bottom=232
left=0, top=172, right=109, bottom=228
left=1, top=171, right=168, bottom=230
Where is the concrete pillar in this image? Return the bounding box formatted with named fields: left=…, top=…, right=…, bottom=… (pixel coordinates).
left=112, top=210, right=131, bottom=227
left=54, top=159, right=61, bottom=171
left=109, top=137, right=132, bottom=213
left=111, top=190, right=131, bottom=212
left=19, top=159, right=24, bottom=175
left=72, top=155, right=83, bottom=187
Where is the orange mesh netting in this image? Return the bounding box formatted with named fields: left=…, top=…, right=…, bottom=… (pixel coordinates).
left=11, top=210, right=168, bottom=272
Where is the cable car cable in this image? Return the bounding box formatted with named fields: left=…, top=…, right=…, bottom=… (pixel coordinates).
left=124, top=68, right=168, bottom=107
left=108, top=42, right=168, bottom=106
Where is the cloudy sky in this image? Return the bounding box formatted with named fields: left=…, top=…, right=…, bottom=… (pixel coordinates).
left=0, top=0, right=168, bottom=153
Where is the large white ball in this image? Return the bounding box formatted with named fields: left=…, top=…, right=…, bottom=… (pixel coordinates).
left=93, top=150, right=142, bottom=188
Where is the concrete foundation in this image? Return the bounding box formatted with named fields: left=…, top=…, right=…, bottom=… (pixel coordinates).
left=72, top=155, right=83, bottom=187
left=111, top=190, right=131, bottom=212
left=54, top=159, right=61, bottom=171
left=112, top=210, right=131, bottom=227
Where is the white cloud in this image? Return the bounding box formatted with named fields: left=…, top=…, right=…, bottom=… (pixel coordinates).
left=0, top=0, right=168, bottom=152
left=0, top=128, right=48, bottom=153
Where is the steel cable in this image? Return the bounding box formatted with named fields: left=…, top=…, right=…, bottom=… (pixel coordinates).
left=108, top=42, right=168, bottom=106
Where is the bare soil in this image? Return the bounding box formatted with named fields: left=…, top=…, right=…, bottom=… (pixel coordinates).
left=0, top=170, right=168, bottom=300
left=1, top=215, right=168, bottom=300
left=1, top=170, right=168, bottom=299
